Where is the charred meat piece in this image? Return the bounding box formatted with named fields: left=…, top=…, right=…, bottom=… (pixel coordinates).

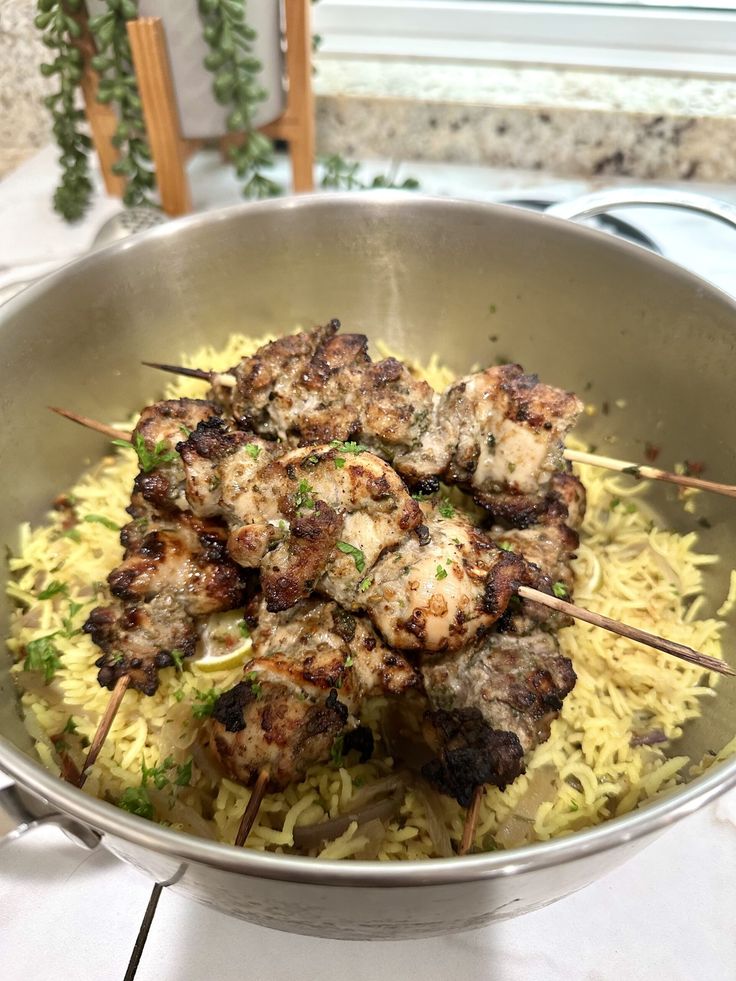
left=422, top=630, right=576, bottom=759
left=208, top=598, right=420, bottom=788
left=421, top=708, right=525, bottom=807
left=208, top=325, right=584, bottom=526
left=131, top=399, right=221, bottom=512
left=217, top=320, right=438, bottom=465
left=437, top=365, right=583, bottom=519
left=181, top=434, right=422, bottom=612
left=359, top=504, right=547, bottom=653
left=108, top=513, right=248, bottom=617
left=84, top=594, right=197, bottom=695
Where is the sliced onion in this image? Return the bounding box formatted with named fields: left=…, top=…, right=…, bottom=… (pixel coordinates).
left=413, top=779, right=453, bottom=858
left=293, top=789, right=403, bottom=850
left=148, top=788, right=216, bottom=840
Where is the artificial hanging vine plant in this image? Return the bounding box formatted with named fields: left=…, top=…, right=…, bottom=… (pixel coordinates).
left=37, top=0, right=417, bottom=221
left=35, top=0, right=93, bottom=221
left=197, top=0, right=281, bottom=199
left=88, top=0, right=156, bottom=208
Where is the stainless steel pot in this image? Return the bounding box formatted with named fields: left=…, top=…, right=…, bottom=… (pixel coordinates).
left=1, top=192, right=735, bottom=940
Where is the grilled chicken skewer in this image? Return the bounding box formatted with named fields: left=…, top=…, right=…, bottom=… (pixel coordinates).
left=73, top=400, right=251, bottom=787
left=144, top=320, right=736, bottom=503
left=51, top=407, right=734, bottom=678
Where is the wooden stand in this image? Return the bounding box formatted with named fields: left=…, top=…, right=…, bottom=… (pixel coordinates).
left=80, top=0, right=315, bottom=216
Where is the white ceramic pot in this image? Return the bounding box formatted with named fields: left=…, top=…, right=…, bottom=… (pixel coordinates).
left=88, top=0, right=286, bottom=137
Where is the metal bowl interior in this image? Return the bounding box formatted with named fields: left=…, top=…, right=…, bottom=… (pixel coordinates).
left=0, top=193, right=734, bottom=935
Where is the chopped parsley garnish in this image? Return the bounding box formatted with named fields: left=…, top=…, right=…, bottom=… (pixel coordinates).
left=610, top=497, right=621, bottom=510
left=38, top=580, right=68, bottom=600
left=306, top=453, right=319, bottom=465
left=344, top=653, right=354, bottom=668
left=60, top=528, right=81, bottom=543
left=507, top=462, right=516, bottom=473
left=330, top=440, right=368, bottom=455
left=239, top=620, right=251, bottom=638
left=358, top=576, right=372, bottom=592
left=118, top=786, right=154, bottom=820
left=498, top=541, right=515, bottom=552
left=63, top=716, right=77, bottom=735
left=174, top=758, right=193, bottom=787
left=83, top=514, right=120, bottom=531
left=334, top=456, right=346, bottom=469
left=435, top=565, right=448, bottom=581
left=169, top=649, right=184, bottom=672
left=113, top=433, right=179, bottom=474
left=142, top=755, right=176, bottom=790
left=295, top=478, right=316, bottom=511
left=173, top=688, right=185, bottom=703
left=192, top=687, right=220, bottom=719
left=411, top=491, right=433, bottom=502
left=245, top=443, right=261, bottom=460
left=179, top=424, right=192, bottom=438
left=23, top=634, right=62, bottom=683
left=330, top=734, right=345, bottom=767
left=61, top=600, right=84, bottom=639
left=552, top=582, right=568, bottom=599
left=336, top=541, right=365, bottom=573
left=438, top=498, right=455, bottom=518
left=244, top=671, right=263, bottom=698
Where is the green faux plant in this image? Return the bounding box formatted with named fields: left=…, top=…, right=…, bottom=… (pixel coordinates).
left=35, top=0, right=93, bottom=221
left=197, top=0, right=280, bottom=199
left=36, top=0, right=418, bottom=221
left=88, top=0, right=156, bottom=208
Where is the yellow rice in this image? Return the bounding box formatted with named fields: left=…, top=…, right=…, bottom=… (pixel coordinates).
left=5, top=332, right=734, bottom=859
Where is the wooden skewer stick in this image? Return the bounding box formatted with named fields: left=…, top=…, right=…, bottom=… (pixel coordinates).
left=141, top=361, right=236, bottom=388
left=141, top=363, right=736, bottom=501
left=520, top=586, right=735, bottom=677
left=49, top=406, right=734, bottom=678
left=75, top=675, right=131, bottom=789
left=235, top=768, right=270, bottom=847
left=49, top=407, right=132, bottom=443
left=564, top=448, right=736, bottom=499
left=459, top=785, right=484, bottom=856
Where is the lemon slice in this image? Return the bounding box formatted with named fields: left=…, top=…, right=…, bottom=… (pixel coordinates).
left=195, top=610, right=253, bottom=672
left=196, top=638, right=253, bottom=673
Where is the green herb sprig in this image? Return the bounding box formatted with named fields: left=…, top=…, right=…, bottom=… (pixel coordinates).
left=23, top=634, right=62, bottom=683
left=113, top=433, right=178, bottom=473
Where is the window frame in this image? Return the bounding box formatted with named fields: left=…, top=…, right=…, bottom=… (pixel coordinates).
left=312, top=0, right=736, bottom=77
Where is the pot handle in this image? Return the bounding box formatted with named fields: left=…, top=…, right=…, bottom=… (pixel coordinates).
left=0, top=782, right=100, bottom=850
left=546, top=188, right=736, bottom=231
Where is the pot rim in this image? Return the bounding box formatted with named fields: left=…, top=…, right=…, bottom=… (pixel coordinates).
left=2, top=190, right=735, bottom=886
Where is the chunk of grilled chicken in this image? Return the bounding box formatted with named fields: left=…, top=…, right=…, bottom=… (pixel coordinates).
left=178, top=419, right=422, bottom=613
left=85, top=594, right=197, bottom=696
left=358, top=504, right=545, bottom=653
left=208, top=598, right=420, bottom=789
left=430, top=365, right=583, bottom=523
left=132, top=398, right=221, bottom=512
left=84, top=401, right=249, bottom=695
left=421, top=631, right=577, bottom=805
left=107, top=512, right=248, bottom=617
left=209, top=324, right=583, bottom=524
left=214, top=320, right=438, bottom=467
left=488, top=474, right=586, bottom=634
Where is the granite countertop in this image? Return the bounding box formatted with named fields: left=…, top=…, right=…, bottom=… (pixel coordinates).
left=1, top=146, right=736, bottom=980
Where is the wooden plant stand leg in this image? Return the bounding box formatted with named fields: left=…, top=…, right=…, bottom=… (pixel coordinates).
left=74, top=5, right=125, bottom=197
left=283, top=0, right=315, bottom=192
left=127, top=17, right=192, bottom=216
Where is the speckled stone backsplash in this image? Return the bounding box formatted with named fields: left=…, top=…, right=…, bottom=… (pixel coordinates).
left=314, top=59, right=736, bottom=183
left=3, top=0, right=736, bottom=183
